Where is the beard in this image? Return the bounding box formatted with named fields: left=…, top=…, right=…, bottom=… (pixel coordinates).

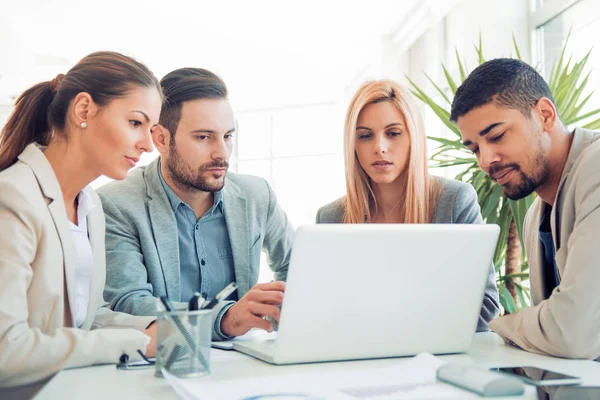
left=489, top=152, right=549, bottom=200
left=166, top=140, right=229, bottom=193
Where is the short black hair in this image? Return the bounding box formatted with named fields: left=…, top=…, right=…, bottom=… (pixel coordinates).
left=159, top=68, right=228, bottom=136
left=450, top=58, right=555, bottom=122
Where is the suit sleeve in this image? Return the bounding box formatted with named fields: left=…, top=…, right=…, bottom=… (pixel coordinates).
left=453, top=183, right=501, bottom=332
left=261, top=180, right=295, bottom=282
left=315, top=206, right=323, bottom=223
left=99, top=193, right=162, bottom=316
left=490, top=160, right=600, bottom=360
left=0, top=184, right=149, bottom=388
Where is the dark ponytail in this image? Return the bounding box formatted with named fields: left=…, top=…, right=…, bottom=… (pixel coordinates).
left=0, top=51, right=161, bottom=171
left=0, top=81, right=55, bottom=170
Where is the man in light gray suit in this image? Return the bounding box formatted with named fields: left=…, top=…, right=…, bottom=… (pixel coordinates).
left=452, top=58, right=600, bottom=360
left=98, top=68, right=294, bottom=340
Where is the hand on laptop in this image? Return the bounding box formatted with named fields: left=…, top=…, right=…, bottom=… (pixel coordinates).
left=220, top=281, right=285, bottom=337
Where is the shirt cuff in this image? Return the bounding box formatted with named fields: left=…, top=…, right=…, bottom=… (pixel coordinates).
left=140, top=331, right=152, bottom=354
left=214, top=301, right=236, bottom=340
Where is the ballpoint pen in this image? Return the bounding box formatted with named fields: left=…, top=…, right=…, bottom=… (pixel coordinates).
left=188, top=292, right=205, bottom=312
left=201, top=282, right=238, bottom=310
left=188, top=292, right=205, bottom=327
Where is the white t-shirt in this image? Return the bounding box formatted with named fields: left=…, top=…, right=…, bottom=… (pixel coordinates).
left=67, top=186, right=95, bottom=328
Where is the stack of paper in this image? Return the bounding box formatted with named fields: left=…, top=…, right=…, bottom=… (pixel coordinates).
left=163, top=353, right=479, bottom=400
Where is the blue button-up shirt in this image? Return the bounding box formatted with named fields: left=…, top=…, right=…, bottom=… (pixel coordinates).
left=158, top=168, right=235, bottom=304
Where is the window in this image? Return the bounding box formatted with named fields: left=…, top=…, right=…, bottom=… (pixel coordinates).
left=234, top=103, right=346, bottom=281
left=535, top=0, right=600, bottom=123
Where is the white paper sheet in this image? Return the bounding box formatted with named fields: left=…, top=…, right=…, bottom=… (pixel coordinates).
left=163, top=353, right=478, bottom=400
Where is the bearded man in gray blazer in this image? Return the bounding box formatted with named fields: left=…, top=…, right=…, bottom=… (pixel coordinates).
left=452, top=58, right=600, bottom=360
left=98, top=68, right=294, bottom=340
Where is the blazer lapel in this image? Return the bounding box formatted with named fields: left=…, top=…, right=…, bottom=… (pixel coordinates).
left=526, top=199, right=545, bottom=306
left=18, top=144, right=78, bottom=326
left=223, top=182, right=251, bottom=295
left=48, top=201, right=78, bottom=326
left=145, top=159, right=181, bottom=300
left=85, top=196, right=106, bottom=327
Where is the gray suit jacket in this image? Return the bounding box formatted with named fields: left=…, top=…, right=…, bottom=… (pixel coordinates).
left=490, top=128, right=600, bottom=360
left=316, top=176, right=500, bottom=332
left=97, top=157, right=294, bottom=339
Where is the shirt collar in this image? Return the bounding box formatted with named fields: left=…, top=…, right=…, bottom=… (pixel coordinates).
left=70, top=186, right=96, bottom=230
left=78, top=186, right=96, bottom=216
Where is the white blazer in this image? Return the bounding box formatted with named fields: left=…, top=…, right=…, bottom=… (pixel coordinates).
left=0, top=144, right=154, bottom=389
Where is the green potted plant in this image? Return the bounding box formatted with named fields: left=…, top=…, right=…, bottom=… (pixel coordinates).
left=407, top=35, right=600, bottom=314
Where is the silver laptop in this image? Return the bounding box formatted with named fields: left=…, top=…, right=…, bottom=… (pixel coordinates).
left=233, top=223, right=499, bottom=364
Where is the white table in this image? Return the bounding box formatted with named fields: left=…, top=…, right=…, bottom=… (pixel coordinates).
left=34, top=333, right=600, bottom=400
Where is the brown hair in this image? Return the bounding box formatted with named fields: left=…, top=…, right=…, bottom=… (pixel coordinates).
left=0, top=51, right=161, bottom=170
left=159, top=68, right=227, bottom=137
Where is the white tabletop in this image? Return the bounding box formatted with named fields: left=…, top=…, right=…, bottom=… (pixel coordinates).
left=34, top=333, right=600, bottom=400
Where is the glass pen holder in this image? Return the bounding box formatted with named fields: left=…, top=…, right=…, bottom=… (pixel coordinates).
left=155, top=309, right=212, bottom=378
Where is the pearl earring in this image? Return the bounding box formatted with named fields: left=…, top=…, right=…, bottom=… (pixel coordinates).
left=81, top=122, right=87, bottom=128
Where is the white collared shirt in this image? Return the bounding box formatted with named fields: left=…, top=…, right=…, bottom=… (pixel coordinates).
left=67, top=186, right=96, bottom=328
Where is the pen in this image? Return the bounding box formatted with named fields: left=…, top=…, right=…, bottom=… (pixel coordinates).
left=201, top=282, right=238, bottom=310
left=188, top=292, right=204, bottom=327
left=159, top=296, right=208, bottom=369
left=188, top=292, right=203, bottom=311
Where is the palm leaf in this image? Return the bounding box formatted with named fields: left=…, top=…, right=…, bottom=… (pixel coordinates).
left=442, top=65, right=458, bottom=94
left=425, top=73, right=451, bottom=105
left=512, top=34, right=522, bottom=61
left=456, top=49, right=467, bottom=82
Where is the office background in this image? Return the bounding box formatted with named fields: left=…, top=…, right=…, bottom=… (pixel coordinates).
left=0, top=0, right=597, bottom=283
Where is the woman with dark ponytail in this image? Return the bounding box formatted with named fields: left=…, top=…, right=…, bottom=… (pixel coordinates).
left=0, top=51, right=162, bottom=393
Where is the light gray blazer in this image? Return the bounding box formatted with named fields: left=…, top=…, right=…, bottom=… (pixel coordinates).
left=97, top=157, right=295, bottom=339
left=316, top=176, right=500, bottom=332
left=0, top=144, right=153, bottom=390
left=490, top=128, right=600, bottom=360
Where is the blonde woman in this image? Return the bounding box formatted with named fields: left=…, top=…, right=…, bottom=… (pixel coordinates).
left=316, top=79, right=499, bottom=331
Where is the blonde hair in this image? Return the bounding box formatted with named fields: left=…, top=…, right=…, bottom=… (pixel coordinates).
left=342, top=79, right=439, bottom=224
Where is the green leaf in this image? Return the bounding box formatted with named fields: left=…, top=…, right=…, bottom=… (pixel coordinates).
left=560, top=71, right=590, bottom=123
left=564, top=90, right=594, bottom=124
left=493, top=202, right=511, bottom=265
left=565, top=107, right=600, bottom=126
left=514, top=283, right=529, bottom=309
left=481, top=184, right=503, bottom=219
left=475, top=32, right=485, bottom=65
left=425, top=73, right=451, bottom=105
left=407, top=75, right=461, bottom=137
left=456, top=48, right=467, bottom=82
left=442, top=65, right=458, bottom=94
left=512, top=34, right=522, bottom=61
left=508, top=198, right=526, bottom=247
left=514, top=281, right=531, bottom=300
left=499, top=285, right=517, bottom=314
left=513, top=282, right=531, bottom=308
left=583, top=117, right=600, bottom=130
left=427, top=136, right=462, bottom=147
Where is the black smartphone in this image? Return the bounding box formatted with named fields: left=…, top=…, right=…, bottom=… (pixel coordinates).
left=490, top=366, right=582, bottom=386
